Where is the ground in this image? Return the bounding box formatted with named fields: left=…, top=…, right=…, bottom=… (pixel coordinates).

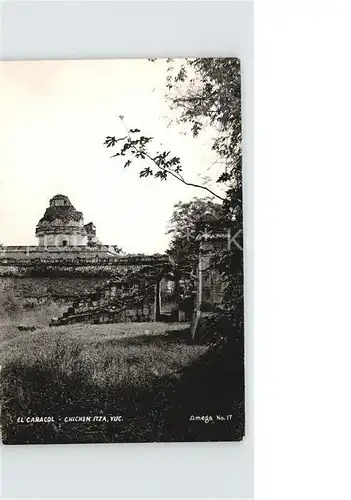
left=1, top=319, right=244, bottom=444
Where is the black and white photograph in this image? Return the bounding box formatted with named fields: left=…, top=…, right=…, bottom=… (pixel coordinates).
left=0, top=58, right=244, bottom=445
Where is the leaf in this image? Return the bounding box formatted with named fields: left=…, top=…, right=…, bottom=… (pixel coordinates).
left=124, top=160, right=132, bottom=168
left=104, top=136, right=117, bottom=148
left=191, top=121, right=202, bottom=137
left=139, top=167, right=153, bottom=178
left=154, top=171, right=168, bottom=181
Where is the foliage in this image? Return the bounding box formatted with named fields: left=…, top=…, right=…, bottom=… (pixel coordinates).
left=0, top=289, right=23, bottom=319
left=103, top=58, right=242, bottom=210
left=161, top=58, right=244, bottom=330
left=0, top=323, right=243, bottom=443
left=164, top=58, right=242, bottom=211
left=166, top=197, right=225, bottom=299
left=167, top=197, right=225, bottom=245
left=104, top=117, right=225, bottom=201
left=0, top=291, right=70, bottom=329
left=104, top=58, right=244, bottom=336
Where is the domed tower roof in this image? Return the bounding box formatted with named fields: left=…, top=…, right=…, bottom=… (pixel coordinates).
left=37, top=195, right=83, bottom=225
left=50, top=194, right=71, bottom=205
left=35, top=194, right=87, bottom=241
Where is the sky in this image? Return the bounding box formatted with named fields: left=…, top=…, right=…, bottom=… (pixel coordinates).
left=0, top=59, right=224, bottom=253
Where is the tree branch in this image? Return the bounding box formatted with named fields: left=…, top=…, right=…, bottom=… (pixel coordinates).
left=119, top=117, right=229, bottom=202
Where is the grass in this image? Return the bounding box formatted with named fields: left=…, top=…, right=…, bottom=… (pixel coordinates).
left=1, top=321, right=244, bottom=444
left=0, top=299, right=67, bottom=330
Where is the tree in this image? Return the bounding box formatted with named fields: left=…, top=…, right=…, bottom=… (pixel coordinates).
left=166, top=197, right=224, bottom=295
left=160, top=58, right=243, bottom=331
left=104, top=58, right=243, bottom=334
left=164, top=58, right=242, bottom=213
left=167, top=198, right=224, bottom=257
left=104, top=116, right=226, bottom=202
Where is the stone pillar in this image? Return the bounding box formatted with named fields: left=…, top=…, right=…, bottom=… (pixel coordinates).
left=191, top=235, right=226, bottom=339
left=154, top=281, right=161, bottom=321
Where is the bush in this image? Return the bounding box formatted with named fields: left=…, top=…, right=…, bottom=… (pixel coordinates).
left=0, top=289, right=23, bottom=319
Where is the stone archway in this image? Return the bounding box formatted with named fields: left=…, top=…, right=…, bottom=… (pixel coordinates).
left=154, top=267, right=181, bottom=322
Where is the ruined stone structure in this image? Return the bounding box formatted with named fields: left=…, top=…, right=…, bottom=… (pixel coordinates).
left=190, top=234, right=227, bottom=339
left=35, top=194, right=97, bottom=247
left=196, top=236, right=226, bottom=310
left=52, top=266, right=165, bottom=325
left=84, top=222, right=101, bottom=246
left=1, top=194, right=226, bottom=330
left=0, top=252, right=169, bottom=302
left=0, top=194, right=170, bottom=315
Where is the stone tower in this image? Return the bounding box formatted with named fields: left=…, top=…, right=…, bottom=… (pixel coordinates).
left=84, top=222, right=101, bottom=246
left=35, top=194, right=88, bottom=247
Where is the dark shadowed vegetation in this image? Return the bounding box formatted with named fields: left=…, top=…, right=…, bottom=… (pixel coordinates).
left=1, top=322, right=243, bottom=444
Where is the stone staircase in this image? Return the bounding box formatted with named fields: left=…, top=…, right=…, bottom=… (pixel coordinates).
left=50, top=266, right=162, bottom=326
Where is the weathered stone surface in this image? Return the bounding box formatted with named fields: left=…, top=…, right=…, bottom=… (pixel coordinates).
left=36, top=194, right=88, bottom=246
left=0, top=251, right=169, bottom=320
left=0, top=194, right=176, bottom=326
left=51, top=264, right=161, bottom=325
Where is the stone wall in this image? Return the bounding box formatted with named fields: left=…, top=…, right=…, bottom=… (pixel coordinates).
left=37, top=233, right=88, bottom=246
left=53, top=272, right=159, bottom=325
left=52, top=281, right=156, bottom=325
left=0, top=250, right=169, bottom=310
left=0, top=246, right=166, bottom=263
left=0, top=276, right=110, bottom=303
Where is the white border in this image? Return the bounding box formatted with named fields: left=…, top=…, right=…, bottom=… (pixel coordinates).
left=0, top=1, right=253, bottom=499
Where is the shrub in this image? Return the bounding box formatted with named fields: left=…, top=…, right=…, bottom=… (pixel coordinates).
left=0, top=289, right=23, bottom=319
